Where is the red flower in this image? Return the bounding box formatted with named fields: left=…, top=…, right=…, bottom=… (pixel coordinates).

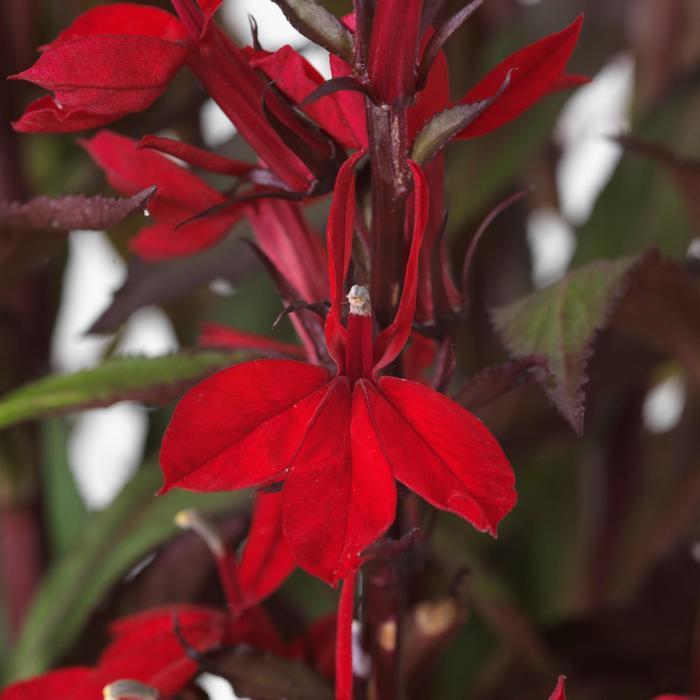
left=10, top=4, right=192, bottom=133
left=11, top=1, right=326, bottom=192
left=0, top=606, right=228, bottom=700
left=81, top=130, right=243, bottom=260
left=548, top=676, right=567, bottom=700
left=0, top=492, right=293, bottom=700
left=159, top=153, right=516, bottom=585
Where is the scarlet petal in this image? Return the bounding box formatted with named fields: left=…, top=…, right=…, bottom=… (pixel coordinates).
left=139, top=135, right=254, bottom=177
left=0, top=668, right=91, bottom=700
left=83, top=130, right=240, bottom=259
left=248, top=199, right=327, bottom=303
left=12, top=96, right=129, bottom=133
left=324, top=151, right=365, bottom=371
left=455, top=15, right=584, bottom=139
left=373, top=161, right=430, bottom=374
left=547, top=675, right=567, bottom=700
left=43, top=3, right=188, bottom=48
left=408, top=42, right=450, bottom=140
left=160, top=360, right=331, bottom=493
left=236, top=491, right=295, bottom=608
left=14, top=35, right=189, bottom=119
left=83, top=131, right=218, bottom=207
left=199, top=322, right=304, bottom=359
left=250, top=45, right=365, bottom=150
left=368, top=377, right=516, bottom=535
left=100, top=605, right=227, bottom=695
left=282, top=378, right=396, bottom=584
left=129, top=212, right=239, bottom=260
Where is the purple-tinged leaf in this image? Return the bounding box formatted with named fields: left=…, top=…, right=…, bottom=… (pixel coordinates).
left=454, top=356, right=548, bottom=411
left=0, top=186, right=155, bottom=233
left=492, top=256, right=640, bottom=435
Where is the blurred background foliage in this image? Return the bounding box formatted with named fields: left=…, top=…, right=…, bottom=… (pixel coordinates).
left=1, top=0, right=700, bottom=698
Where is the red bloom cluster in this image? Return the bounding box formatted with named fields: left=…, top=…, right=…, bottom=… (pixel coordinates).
left=160, top=152, right=516, bottom=586
left=7, top=0, right=593, bottom=697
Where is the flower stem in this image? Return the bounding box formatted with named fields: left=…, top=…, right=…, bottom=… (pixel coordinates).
left=366, top=102, right=411, bottom=328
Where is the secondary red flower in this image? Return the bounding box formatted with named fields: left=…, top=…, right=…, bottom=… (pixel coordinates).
left=0, top=492, right=293, bottom=700
left=82, top=130, right=242, bottom=260
left=10, top=4, right=191, bottom=133
left=0, top=606, right=228, bottom=700
left=160, top=153, right=516, bottom=585
left=11, top=1, right=327, bottom=192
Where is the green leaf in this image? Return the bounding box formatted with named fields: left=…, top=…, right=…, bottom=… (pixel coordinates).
left=0, top=352, right=240, bottom=430
left=40, top=418, right=88, bottom=557
left=5, top=466, right=239, bottom=682
left=270, top=0, right=353, bottom=60
left=491, top=256, right=639, bottom=434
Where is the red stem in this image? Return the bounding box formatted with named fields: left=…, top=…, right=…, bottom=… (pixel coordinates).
left=0, top=505, right=42, bottom=637
left=336, top=571, right=358, bottom=700
left=366, top=103, right=411, bottom=328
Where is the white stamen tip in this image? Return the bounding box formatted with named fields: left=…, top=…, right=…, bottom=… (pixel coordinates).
left=347, top=285, right=371, bottom=316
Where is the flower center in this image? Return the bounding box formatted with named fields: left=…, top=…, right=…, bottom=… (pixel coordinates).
left=345, top=285, right=374, bottom=384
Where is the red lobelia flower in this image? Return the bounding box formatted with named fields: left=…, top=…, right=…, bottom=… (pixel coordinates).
left=10, top=1, right=334, bottom=193
left=0, top=492, right=294, bottom=700
left=81, top=130, right=244, bottom=260
left=159, top=152, right=517, bottom=585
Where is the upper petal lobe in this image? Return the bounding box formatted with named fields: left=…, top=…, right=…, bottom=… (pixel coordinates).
left=160, top=359, right=331, bottom=493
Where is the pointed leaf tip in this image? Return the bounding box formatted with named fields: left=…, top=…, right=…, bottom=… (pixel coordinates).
left=491, top=256, right=639, bottom=435
left=454, top=14, right=585, bottom=140
left=0, top=187, right=155, bottom=233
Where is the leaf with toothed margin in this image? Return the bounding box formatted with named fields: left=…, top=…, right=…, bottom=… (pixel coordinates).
left=0, top=187, right=155, bottom=233
left=0, top=352, right=244, bottom=429
left=491, top=256, right=640, bottom=435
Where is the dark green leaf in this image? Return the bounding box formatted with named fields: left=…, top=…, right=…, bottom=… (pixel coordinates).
left=40, top=418, right=88, bottom=557
left=491, top=256, right=639, bottom=434
left=270, top=0, right=353, bottom=60
left=0, top=352, right=241, bottom=429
